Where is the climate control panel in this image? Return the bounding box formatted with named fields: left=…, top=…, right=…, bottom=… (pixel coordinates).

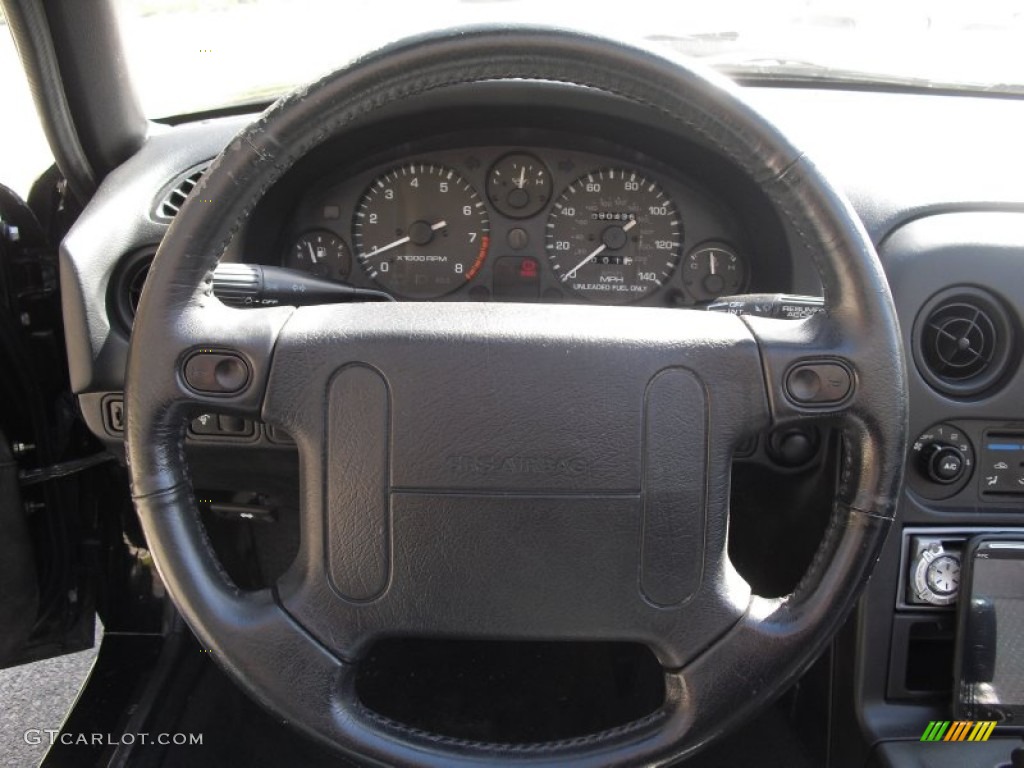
left=908, top=421, right=1024, bottom=504
left=977, top=429, right=1024, bottom=497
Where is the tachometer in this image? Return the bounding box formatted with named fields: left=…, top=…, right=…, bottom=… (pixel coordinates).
left=545, top=169, right=681, bottom=303
left=353, top=164, right=490, bottom=298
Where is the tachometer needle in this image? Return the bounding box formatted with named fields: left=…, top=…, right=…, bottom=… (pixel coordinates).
left=369, top=220, right=447, bottom=258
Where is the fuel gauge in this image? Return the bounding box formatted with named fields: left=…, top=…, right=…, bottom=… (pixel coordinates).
left=684, top=242, right=747, bottom=301
left=286, top=229, right=351, bottom=281
left=487, top=153, right=551, bottom=218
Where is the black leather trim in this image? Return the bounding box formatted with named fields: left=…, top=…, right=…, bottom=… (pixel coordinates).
left=359, top=709, right=669, bottom=753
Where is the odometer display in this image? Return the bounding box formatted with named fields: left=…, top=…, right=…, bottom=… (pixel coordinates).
left=353, top=164, right=489, bottom=298
left=545, top=169, right=681, bottom=303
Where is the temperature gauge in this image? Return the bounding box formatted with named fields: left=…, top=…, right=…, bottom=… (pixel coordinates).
left=286, top=230, right=351, bottom=281
left=684, top=242, right=747, bottom=301
left=487, top=153, right=551, bottom=218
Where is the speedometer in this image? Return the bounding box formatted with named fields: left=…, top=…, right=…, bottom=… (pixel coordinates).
left=545, top=169, right=681, bottom=303
left=353, top=164, right=490, bottom=299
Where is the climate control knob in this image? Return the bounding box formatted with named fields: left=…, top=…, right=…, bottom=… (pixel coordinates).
left=920, top=443, right=966, bottom=484
left=908, top=423, right=974, bottom=500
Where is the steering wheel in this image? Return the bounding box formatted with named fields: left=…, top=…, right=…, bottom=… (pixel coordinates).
left=125, top=27, right=907, bottom=766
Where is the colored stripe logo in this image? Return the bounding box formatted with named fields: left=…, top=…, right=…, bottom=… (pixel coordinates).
left=920, top=721, right=997, bottom=742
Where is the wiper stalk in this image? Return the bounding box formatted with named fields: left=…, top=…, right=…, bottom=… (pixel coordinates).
left=213, top=264, right=394, bottom=307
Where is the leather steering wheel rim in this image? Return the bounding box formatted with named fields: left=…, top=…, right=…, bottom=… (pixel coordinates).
left=126, top=27, right=907, bottom=766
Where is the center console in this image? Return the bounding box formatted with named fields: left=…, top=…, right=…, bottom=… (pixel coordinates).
left=841, top=211, right=1024, bottom=767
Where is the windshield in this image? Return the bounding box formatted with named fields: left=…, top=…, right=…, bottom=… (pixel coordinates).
left=116, top=0, right=1024, bottom=119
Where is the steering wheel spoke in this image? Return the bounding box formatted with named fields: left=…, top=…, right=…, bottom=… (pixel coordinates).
left=174, top=302, right=291, bottom=407
left=744, top=309, right=906, bottom=512
left=743, top=312, right=858, bottom=421
left=126, top=291, right=292, bottom=495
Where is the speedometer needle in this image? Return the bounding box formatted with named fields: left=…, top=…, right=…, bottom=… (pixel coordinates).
left=369, top=220, right=447, bottom=258
left=563, top=244, right=606, bottom=281
left=561, top=219, right=636, bottom=281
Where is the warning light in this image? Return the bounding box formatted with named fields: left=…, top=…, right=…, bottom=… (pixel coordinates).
left=519, top=258, right=538, bottom=278
left=493, top=256, right=540, bottom=299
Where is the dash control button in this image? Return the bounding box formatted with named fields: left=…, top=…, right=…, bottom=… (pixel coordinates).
left=183, top=352, right=249, bottom=394
left=786, top=362, right=852, bottom=405
left=926, top=446, right=964, bottom=484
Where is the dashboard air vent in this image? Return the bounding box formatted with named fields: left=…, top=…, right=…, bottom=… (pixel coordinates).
left=155, top=162, right=211, bottom=221
left=110, top=249, right=156, bottom=332
left=126, top=260, right=151, bottom=318
left=913, top=288, right=1016, bottom=398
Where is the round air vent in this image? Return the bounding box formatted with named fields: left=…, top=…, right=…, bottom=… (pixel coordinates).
left=126, top=260, right=150, bottom=317
left=110, top=249, right=156, bottom=332
left=913, top=288, right=1016, bottom=398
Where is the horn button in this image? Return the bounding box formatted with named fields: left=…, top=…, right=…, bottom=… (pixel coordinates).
left=267, top=304, right=766, bottom=666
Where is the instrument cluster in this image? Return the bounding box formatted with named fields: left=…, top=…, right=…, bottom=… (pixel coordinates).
left=277, top=146, right=753, bottom=306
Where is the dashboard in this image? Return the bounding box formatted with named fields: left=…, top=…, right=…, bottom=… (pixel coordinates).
left=57, top=82, right=1024, bottom=767
left=268, top=145, right=757, bottom=306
